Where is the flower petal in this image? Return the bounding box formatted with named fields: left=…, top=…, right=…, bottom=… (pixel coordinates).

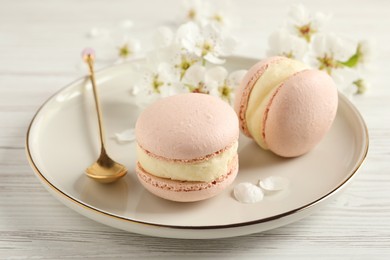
left=227, top=70, right=247, bottom=87
left=204, top=53, right=225, bottom=64
left=157, top=62, right=180, bottom=83
left=160, top=83, right=189, bottom=98
left=312, top=33, right=355, bottom=62
left=312, top=12, right=332, bottom=31
left=181, top=0, right=210, bottom=24
left=288, top=4, right=310, bottom=26
left=358, top=40, right=375, bottom=64
left=176, top=22, right=201, bottom=52
left=127, top=38, right=141, bottom=53
left=329, top=34, right=356, bottom=62
left=205, top=66, right=228, bottom=85
left=208, top=85, right=221, bottom=98
left=218, top=35, right=237, bottom=55
left=134, top=92, right=160, bottom=108
left=114, top=128, right=136, bottom=143
left=153, top=26, right=174, bottom=48
left=182, top=64, right=206, bottom=86
left=259, top=176, right=289, bottom=191
left=331, top=67, right=359, bottom=98
left=267, top=29, right=307, bottom=60
left=234, top=183, right=264, bottom=203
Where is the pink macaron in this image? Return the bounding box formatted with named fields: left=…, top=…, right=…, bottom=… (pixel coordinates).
left=234, top=56, right=338, bottom=157
left=135, top=93, right=239, bottom=202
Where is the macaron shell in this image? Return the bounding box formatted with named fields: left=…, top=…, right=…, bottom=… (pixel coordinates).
left=136, top=156, right=239, bottom=202
left=244, top=58, right=308, bottom=149
left=264, top=70, right=338, bottom=157
left=234, top=56, right=285, bottom=137
left=136, top=93, right=239, bottom=160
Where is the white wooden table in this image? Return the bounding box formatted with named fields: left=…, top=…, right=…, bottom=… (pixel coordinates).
left=1, top=0, right=389, bottom=258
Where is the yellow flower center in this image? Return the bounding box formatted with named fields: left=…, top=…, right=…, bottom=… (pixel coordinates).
left=188, top=9, right=196, bottom=20
left=212, top=14, right=223, bottom=23
left=118, top=44, right=132, bottom=58
left=282, top=51, right=294, bottom=59
left=201, top=41, right=213, bottom=57
left=152, top=74, right=163, bottom=93
left=219, top=84, right=232, bottom=103
left=317, top=54, right=341, bottom=74
left=297, top=23, right=316, bottom=42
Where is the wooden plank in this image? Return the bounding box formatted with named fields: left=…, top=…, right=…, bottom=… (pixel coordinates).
left=0, top=0, right=390, bottom=258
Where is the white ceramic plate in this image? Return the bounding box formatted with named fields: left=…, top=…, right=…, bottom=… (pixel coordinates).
left=26, top=57, right=368, bottom=239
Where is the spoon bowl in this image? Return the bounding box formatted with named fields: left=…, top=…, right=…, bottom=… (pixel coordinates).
left=86, top=161, right=127, bottom=184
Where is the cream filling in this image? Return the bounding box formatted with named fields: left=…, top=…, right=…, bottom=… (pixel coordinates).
left=245, top=59, right=308, bottom=149
left=136, top=141, right=238, bottom=182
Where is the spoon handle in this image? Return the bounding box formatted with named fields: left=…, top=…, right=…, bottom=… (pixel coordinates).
left=83, top=49, right=107, bottom=151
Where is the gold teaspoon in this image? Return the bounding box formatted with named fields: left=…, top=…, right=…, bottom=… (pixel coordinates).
left=82, top=48, right=127, bottom=183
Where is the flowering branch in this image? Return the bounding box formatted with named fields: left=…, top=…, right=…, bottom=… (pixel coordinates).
left=83, top=2, right=372, bottom=108
left=267, top=4, right=372, bottom=97
left=81, top=1, right=373, bottom=143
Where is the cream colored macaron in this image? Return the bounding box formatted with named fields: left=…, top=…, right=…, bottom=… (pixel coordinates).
left=234, top=56, right=338, bottom=157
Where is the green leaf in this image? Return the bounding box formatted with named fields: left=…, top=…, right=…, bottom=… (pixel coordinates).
left=339, top=53, right=359, bottom=68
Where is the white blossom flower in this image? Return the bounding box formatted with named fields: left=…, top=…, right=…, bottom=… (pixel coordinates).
left=287, top=4, right=331, bottom=42
left=151, top=22, right=237, bottom=83
left=85, top=20, right=141, bottom=62
left=181, top=64, right=246, bottom=103
left=310, top=33, right=356, bottom=74
left=134, top=62, right=180, bottom=94
left=333, top=40, right=373, bottom=95
left=147, top=45, right=201, bottom=82
left=180, top=0, right=211, bottom=25
left=206, top=0, right=238, bottom=29
left=110, top=21, right=141, bottom=61
left=149, top=26, right=204, bottom=79
left=176, top=22, right=237, bottom=65
left=205, top=67, right=247, bottom=103
left=180, top=0, right=237, bottom=29
left=266, top=29, right=308, bottom=61
left=115, top=37, right=141, bottom=60
left=131, top=62, right=188, bottom=107
left=181, top=64, right=208, bottom=93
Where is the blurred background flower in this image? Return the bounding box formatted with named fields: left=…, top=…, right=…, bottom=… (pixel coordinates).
left=86, top=20, right=141, bottom=63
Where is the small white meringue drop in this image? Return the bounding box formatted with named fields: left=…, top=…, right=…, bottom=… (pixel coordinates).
left=259, top=176, right=289, bottom=191
left=234, top=182, right=264, bottom=204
